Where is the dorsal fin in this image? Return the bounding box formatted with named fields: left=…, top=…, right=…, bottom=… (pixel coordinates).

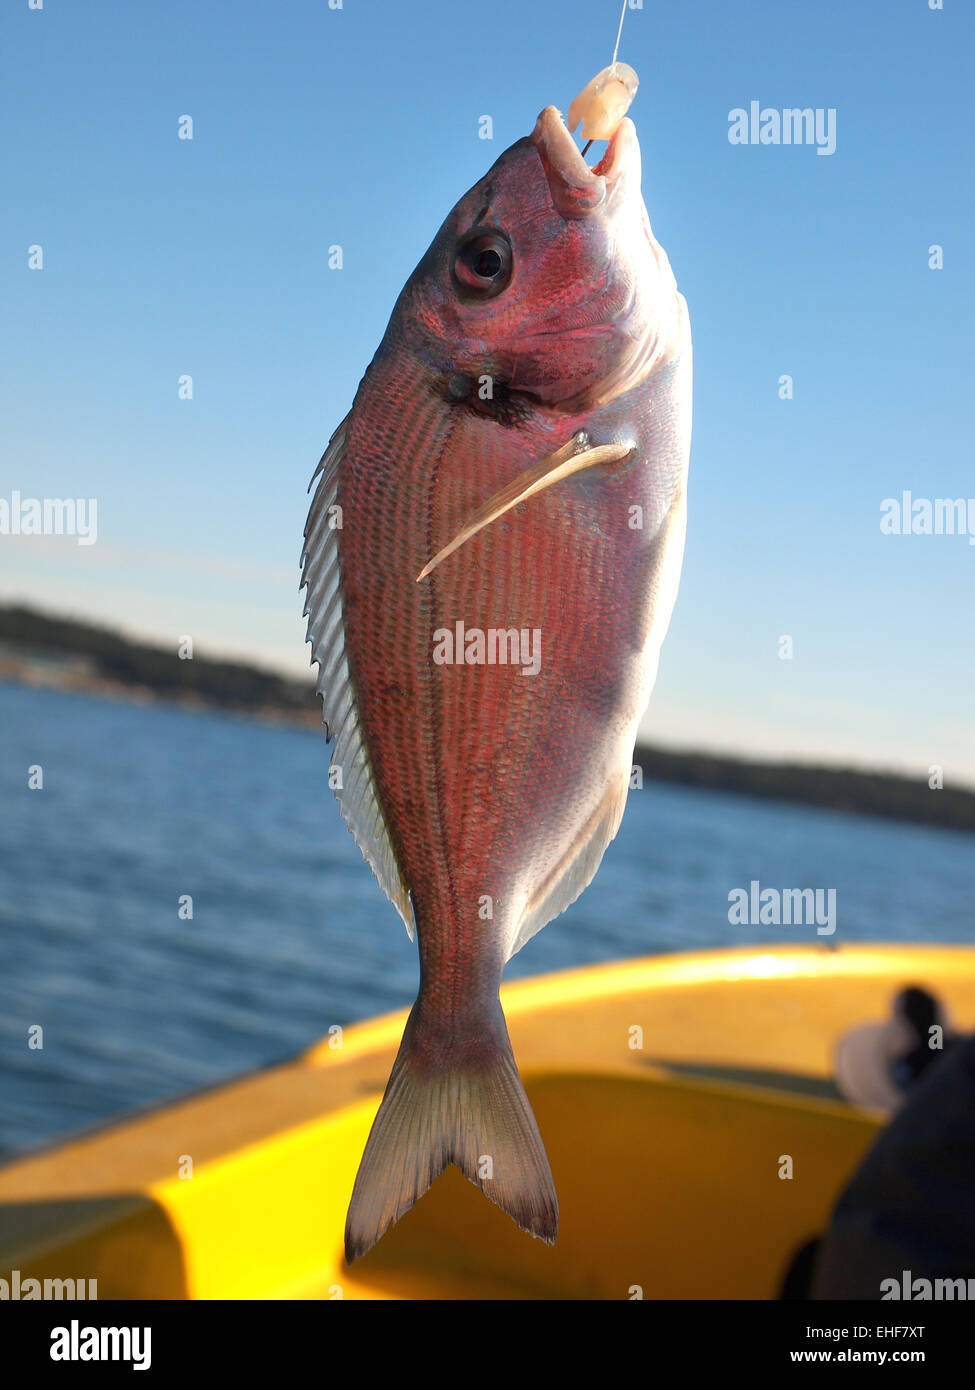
left=300, top=416, right=414, bottom=938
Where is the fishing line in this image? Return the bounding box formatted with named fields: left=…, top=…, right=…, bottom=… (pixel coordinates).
left=611, top=0, right=628, bottom=67
left=581, top=0, right=631, bottom=158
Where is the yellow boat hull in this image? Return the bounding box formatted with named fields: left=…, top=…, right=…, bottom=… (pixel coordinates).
left=2, top=944, right=974, bottom=1299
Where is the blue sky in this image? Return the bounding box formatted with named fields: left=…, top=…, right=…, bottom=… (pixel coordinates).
left=2, top=0, right=972, bottom=782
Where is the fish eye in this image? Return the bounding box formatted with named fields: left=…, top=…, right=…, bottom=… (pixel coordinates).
left=453, top=232, right=512, bottom=298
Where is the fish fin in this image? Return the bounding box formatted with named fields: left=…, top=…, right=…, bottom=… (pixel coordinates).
left=416, top=435, right=633, bottom=581
left=301, top=416, right=414, bottom=939
left=506, top=769, right=630, bottom=962
left=344, top=1001, right=558, bottom=1263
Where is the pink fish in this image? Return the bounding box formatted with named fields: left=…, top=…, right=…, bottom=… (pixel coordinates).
left=301, top=106, right=691, bottom=1262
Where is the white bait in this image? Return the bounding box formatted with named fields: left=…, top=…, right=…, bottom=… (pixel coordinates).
left=568, top=62, right=639, bottom=142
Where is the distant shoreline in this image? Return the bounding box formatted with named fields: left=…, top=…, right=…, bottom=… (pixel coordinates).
left=2, top=602, right=972, bottom=836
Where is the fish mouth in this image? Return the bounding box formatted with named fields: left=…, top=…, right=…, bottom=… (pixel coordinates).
left=531, top=105, right=638, bottom=220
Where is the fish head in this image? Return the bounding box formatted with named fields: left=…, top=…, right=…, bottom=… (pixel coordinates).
left=397, top=106, right=683, bottom=412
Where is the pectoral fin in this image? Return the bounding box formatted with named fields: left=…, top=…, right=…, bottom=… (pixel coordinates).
left=416, top=433, right=634, bottom=582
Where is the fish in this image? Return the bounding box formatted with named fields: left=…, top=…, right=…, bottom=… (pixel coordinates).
left=301, top=104, right=692, bottom=1263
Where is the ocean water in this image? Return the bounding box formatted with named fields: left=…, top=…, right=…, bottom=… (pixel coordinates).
left=1, top=680, right=973, bottom=1160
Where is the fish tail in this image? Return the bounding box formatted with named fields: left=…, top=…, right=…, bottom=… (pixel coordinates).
left=344, top=999, right=558, bottom=1263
